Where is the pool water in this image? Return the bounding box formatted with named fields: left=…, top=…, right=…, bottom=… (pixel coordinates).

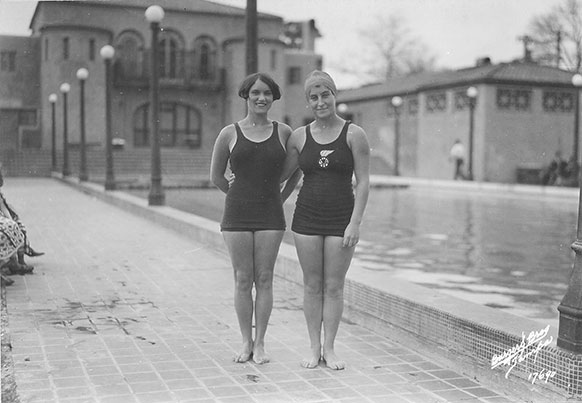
left=128, top=186, right=578, bottom=324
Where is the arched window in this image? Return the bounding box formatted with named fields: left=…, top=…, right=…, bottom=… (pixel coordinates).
left=158, top=30, right=184, bottom=79
left=193, top=36, right=217, bottom=80
left=114, top=31, right=144, bottom=79
left=133, top=102, right=201, bottom=148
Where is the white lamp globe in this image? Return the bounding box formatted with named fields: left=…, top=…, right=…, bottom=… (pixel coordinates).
left=100, top=45, right=115, bottom=60
left=76, top=67, right=89, bottom=80
left=467, top=86, right=478, bottom=98
left=145, top=5, right=164, bottom=23
left=59, top=83, right=70, bottom=93
left=391, top=96, right=403, bottom=107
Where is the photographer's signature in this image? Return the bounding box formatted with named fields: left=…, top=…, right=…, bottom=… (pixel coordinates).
left=490, top=325, right=554, bottom=380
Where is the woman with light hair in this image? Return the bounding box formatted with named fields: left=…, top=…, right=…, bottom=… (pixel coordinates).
left=281, top=70, right=370, bottom=369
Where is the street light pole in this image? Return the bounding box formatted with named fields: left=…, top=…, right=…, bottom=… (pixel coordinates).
left=100, top=45, right=116, bottom=190
left=391, top=96, right=403, bottom=176
left=48, top=93, right=58, bottom=172
left=77, top=67, right=89, bottom=181
left=466, top=86, right=478, bottom=181
left=571, top=74, right=582, bottom=174
left=145, top=5, right=165, bottom=206
left=558, top=74, right=582, bottom=353
left=59, top=83, right=71, bottom=177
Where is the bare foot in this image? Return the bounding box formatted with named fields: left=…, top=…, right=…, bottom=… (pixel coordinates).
left=300, top=356, right=321, bottom=369
left=301, top=346, right=321, bottom=369
left=234, top=341, right=253, bottom=363
left=252, top=344, right=270, bottom=364
left=322, top=350, right=345, bottom=370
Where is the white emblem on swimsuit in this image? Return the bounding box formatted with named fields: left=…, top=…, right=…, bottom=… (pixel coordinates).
left=319, top=150, right=334, bottom=168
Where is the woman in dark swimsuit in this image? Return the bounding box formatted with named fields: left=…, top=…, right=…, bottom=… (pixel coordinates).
left=281, top=71, right=370, bottom=370
left=210, top=73, right=295, bottom=364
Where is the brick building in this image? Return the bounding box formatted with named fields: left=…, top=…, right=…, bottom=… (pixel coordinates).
left=0, top=0, right=321, bottom=176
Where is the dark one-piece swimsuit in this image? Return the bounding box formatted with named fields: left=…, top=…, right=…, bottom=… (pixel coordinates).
left=292, top=121, right=354, bottom=237
left=221, top=121, right=286, bottom=232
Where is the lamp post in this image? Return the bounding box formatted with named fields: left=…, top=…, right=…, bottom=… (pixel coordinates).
left=59, top=82, right=71, bottom=177
left=391, top=96, right=403, bottom=176
left=145, top=5, right=165, bottom=206
left=48, top=93, right=58, bottom=172
left=245, top=0, right=258, bottom=75
left=558, top=74, right=582, bottom=353
left=571, top=74, right=582, bottom=173
left=466, top=86, right=478, bottom=181
left=100, top=45, right=116, bottom=190
left=76, top=67, right=89, bottom=181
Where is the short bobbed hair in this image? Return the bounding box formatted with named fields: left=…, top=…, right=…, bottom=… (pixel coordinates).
left=238, top=73, right=282, bottom=101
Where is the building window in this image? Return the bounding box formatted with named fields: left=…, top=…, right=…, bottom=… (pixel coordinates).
left=134, top=102, right=201, bottom=148
left=44, top=38, right=49, bottom=61
left=63, top=37, right=69, bottom=60
left=408, top=97, right=418, bottom=115
left=115, top=31, right=145, bottom=80
left=18, top=110, right=37, bottom=126
left=89, top=39, right=95, bottom=61
left=454, top=91, right=470, bottom=110
left=497, top=88, right=531, bottom=111
left=542, top=91, right=574, bottom=113
left=426, top=92, right=447, bottom=113
left=159, top=31, right=184, bottom=79
left=287, top=66, right=301, bottom=85
left=0, top=51, right=16, bottom=72
left=193, top=36, right=217, bottom=81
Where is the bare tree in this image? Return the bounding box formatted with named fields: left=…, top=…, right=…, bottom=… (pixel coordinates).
left=332, top=13, right=436, bottom=84
left=527, top=0, right=582, bottom=71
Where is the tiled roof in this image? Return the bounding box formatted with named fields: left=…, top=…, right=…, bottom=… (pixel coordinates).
left=36, top=0, right=280, bottom=20
left=337, top=62, right=577, bottom=103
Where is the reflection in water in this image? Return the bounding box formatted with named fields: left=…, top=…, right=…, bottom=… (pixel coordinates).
left=354, top=187, right=577, bottom=323
left=129, top=186, right=577, bottom=324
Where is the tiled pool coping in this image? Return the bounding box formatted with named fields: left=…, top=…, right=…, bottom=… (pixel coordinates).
left=60, top=175, right=582, bottom=399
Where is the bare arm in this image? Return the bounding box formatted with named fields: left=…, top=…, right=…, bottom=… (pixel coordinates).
left=343, top=125, right=370, bottom=248
left=209, top=126, right=234, bottom=194
left=280, top=128, right=304, bottom=202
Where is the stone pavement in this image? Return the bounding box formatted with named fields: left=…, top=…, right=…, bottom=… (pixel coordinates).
left=1, top=178, right=547, bottom=403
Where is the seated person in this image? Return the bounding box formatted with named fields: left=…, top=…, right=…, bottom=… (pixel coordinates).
left=0, top=214, right=26, bottom=284
left=0, top=165, right=43, bottom=275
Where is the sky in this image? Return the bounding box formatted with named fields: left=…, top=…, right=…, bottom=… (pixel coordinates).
left=0, top=0, right=566, bottom=88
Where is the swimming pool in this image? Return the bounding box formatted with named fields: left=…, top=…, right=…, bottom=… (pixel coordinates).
left=128, top=184, right=578, bottom=324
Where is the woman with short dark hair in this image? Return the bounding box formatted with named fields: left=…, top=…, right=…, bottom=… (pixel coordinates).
left=210, top=72, right=296, bottom=364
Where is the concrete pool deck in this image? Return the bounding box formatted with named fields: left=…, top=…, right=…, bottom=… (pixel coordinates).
left=33, top=174, right=581, bottom=401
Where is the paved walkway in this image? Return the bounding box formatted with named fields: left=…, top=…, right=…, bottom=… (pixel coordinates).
left=1, top=179, right=552, bottom=403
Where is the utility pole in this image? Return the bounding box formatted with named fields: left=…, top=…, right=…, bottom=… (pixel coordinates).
left=556, top=30, right=561, bottom=68
left=246, top=0, right=258, bottom=75
left=517, top=35, right=534, bottom=62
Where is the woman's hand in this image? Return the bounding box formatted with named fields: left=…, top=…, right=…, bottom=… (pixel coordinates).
left=342, top=222, right=360, bottom=248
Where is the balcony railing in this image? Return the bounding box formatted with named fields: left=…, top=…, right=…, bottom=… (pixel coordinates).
left=113, top=49, right=224, bottom=90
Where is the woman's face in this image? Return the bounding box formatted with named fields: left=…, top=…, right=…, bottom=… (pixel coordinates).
left=307, top=85, right=336, bottom=119
left=247, top=79, right=274, bottom=114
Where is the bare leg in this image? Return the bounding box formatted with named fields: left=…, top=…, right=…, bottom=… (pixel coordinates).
left=223, top=231, right=254, bottom=362
left=252, top=230, right=284, bottom=364
left=322, top=236, right=354, bottom=370
left=293, top=233, right=324, bottom=368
